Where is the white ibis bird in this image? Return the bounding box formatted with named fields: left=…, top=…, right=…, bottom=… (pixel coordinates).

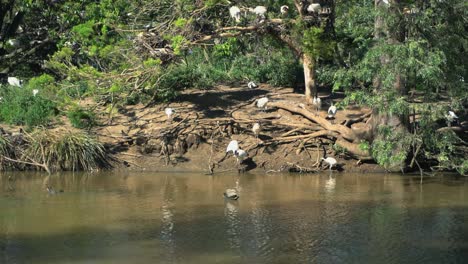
left=280, top=5, right=289, bottom=15
left=165, top=107, right=175, bottom=121
left=307, top=3, right=321, bottom=13
left=257, top=97, right=269, bottom=110
left=8, top=77, right=23, bottom=87
left=250, top=6, right=267, bottom=17
left=226, top=140, right=239, bottom=154
left=252, top=122, right=261, bottom=138
left=247, top=81, right=258, bottom=89
left=327, top=103, right=337, bottom=119
left=229, top=6, right=241, bottom=23
left=322, top=157, right=337, bottom=171
left=312, top=96, right=321, bottom=114
left=446, top=111, right=459, bottom=127
left=32, top=89, right=39, bottom=96
left=234, top=149, right=248, bottom=164
left=224, top=180, right=240, bottom=200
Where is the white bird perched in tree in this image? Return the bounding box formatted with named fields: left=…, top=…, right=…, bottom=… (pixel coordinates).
left=252, top=122, right=261, bottom=138
left=312, top=96, right=321, bottom=114
left=280, top=5, right=289, bottom=15
left=226, top=140, right=239, bottom=154
left=446, top=110, right=459, bottom=127
left=229, top=6, right=241, bottom=23
left=322, top=157, right=337, bottom=171
left=382, top=0, right=389, bottom=5
left=224, top=180, right=240, bottom=200
left=234, top=149, right=248, bottom=164
left=247, top=81, right=258, bottom=89
left=8, top=77, right=23, bottom=87
left=32, top=89, right=39, bottom=96
left=307, top=3, right=321, bottom=13
left=165, top=107, right=175, bottom=120
left=327, top=103, right=337, bottom=119
left=250, top=6, right=267, bottom=17
left=257, top=97, right=269, bottom=110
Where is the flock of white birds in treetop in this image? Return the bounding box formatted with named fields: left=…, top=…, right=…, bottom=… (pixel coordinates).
left=229, top=3, right=325, bottom=23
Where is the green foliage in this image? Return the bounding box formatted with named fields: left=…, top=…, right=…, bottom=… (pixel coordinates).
left=67, top=107, right=97, bottom=129
left=302, top=27, right=335, bottom=59
left=359, top=141, right=370, bottom=152
left=0, top=86, right=57, bottom=127
left=171, top=35, right=188, bottom=55
left=371, top=125, right=411, bottom=170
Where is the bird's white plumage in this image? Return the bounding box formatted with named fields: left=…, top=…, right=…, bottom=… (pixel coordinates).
left=226, top=140, right=239, bottom=153
left=257, top=97, right=269, bottom=109
left=313, top=97, right=321, bottom=112
left=165, top=107, right=174, bottom=118
left=247, top=81, right=258, bottom=89
left=235, top=149, right=248, bottom=162
left=448, top=111, right=458, bottom=119
left=322, top=157, right=337, bottom=170
left=328, top=105, right=337, bottom=118
left=251, top=6, right=267, bottom=16
left=280, top=5, right=289, bottom=15
left=8, top=77, right=22, bottom=87
left=32, top=89, right=39, bottom=96
left=252, top=123, right=261, bottom=136
left=229, top=6, right=241, bottom=22
left=382, top=0, right=389, bottom=4
left=307, top=3, right=321, bottom=13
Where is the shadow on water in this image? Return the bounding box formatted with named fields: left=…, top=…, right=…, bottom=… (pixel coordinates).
left=1, top=172, right=468, bottom=264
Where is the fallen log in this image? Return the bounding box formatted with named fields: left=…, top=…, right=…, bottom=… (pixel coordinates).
left=269, top=101, right=357, bottom=142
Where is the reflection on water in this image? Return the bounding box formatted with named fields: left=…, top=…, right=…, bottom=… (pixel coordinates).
left=1, top=171, right=468, bottom=264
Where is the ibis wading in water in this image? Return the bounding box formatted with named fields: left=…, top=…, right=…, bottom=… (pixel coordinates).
left=322, top=157, right=337, bottom=172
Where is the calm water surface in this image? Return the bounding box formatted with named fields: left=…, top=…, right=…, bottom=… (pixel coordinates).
left=1, top=171, right=467, bottom=264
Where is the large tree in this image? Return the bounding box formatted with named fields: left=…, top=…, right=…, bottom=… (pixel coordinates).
left=134, top=0, right=335, bottom=103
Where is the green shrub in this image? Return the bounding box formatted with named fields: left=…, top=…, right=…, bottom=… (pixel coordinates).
left=0, top=86, right=57, bottom=127
left=67, top=107, right=97, bottom=129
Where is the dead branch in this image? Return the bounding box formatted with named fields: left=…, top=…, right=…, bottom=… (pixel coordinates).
left=269, top=101, right=357, bottom=141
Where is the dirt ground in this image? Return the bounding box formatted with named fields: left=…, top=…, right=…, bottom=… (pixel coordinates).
left=92, top=84, right=384, bottom=174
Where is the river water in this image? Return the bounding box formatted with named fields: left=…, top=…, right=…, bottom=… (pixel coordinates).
left=1, top=171, right=467, bottom=264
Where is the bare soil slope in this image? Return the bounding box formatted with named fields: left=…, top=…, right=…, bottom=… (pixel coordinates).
left=94, top=84, right=383, bottom=173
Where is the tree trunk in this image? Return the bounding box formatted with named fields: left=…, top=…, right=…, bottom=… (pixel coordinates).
left=302, top=53, right=316, bottom=103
